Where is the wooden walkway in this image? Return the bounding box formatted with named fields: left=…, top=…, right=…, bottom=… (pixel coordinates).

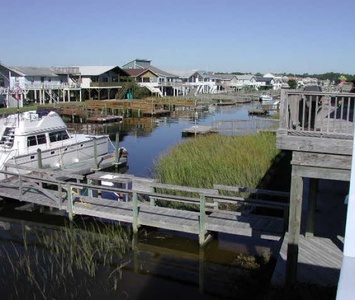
left=271, top=179, right=347, bottom=286
left=271, top=233, right=343, bottom=286
left=0, top=170, right=288, bottom=245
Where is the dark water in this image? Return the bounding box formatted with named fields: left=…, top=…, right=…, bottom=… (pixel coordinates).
left=0, top=103, right=282, bottom=299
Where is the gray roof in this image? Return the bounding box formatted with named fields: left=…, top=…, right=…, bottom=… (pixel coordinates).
left=122, top=59, right=178, bottom=78
left=255, top=76, right=273, bottom=83
left=147, top=65, right=178, bottom=78
left=9, top=66, right=59, bottom=77
left=235, top=74, right=255, bottom=80
left=192, top=71, right=221, bottom=80
left=215, top=74, right=235, bottom=80
left=77, top=66, right=117, bottom=76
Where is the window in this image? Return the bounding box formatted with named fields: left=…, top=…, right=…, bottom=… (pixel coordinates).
left=49, top=130, right=70, bottom=142
left=37, top=134, right=46, bottom=145
left=27, top=136, right=37, bottom=146
left=27, top=134, right=47, bottom=146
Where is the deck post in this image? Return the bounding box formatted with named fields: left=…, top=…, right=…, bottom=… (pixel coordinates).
left=306, top=178, right=318, bottom=238
left=132, top=191, right=139, bottom=233
left=114, top=132, right=119, bottom=168
left=37, top=148, right=43, bottom=169
left=286, top=175, right=303, bottom=285
left=199, top=194, right=206, bottom=246
left=93, top=138, right=98, bottom=169
left=19, top=175, right=23, bottom=201
left=67, top=183, right=74, bottom=221
left=199, top=247, right=205, bottom=293
left=58, top=182, right=63, bottom=208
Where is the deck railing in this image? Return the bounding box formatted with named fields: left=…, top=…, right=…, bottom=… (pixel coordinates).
left=279, top=89, right=355, bottom=139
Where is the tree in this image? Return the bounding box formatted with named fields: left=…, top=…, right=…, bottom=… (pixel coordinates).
left=339, top=75, right=347, bottom=82
left=288, top=79, right=297, bottom=89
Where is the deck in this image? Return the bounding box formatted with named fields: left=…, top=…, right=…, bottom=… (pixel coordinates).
left=272, top=233, right=343, bottom=286
left=276, top=89, right=353, bottom=288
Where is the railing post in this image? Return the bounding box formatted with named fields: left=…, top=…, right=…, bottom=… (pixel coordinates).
left=67, top=183, right=74, bottom=221
left=19, top=175, right=23, bottom=201
left=58, top=182, right=63, bottom=208
left=37, top=148, right=43, bottom=169
left=93, top=138, right=98, bottom=169
left=114, top=132, right=120, bottom=168
left=88, top=179, right=93, bottom=197
left=132, top=192, right=139, bottom=233
left=199, top=194, right=206, bottom=246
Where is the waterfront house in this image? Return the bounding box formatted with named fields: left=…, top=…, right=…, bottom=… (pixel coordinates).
left=254, top=76, right=275, bottom=90
left=186, top=71, right=223, bottom=94
left=0, top=63, right=68, bottom=106
left=76, top=65, right=130, bottom=100
left=122, top=59, right=179, bottom=96
left=122, top=68, right=162, bottom=96
left=229, top=74, right=256, bottom=91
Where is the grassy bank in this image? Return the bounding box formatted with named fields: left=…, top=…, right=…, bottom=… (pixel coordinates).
left=154, top=131, right=280, bottom=189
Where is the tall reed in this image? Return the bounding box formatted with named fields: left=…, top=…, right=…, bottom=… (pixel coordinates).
left=0, top=220, right=131, bottom=299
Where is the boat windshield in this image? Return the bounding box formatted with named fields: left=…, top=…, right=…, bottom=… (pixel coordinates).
left=49, top=130, right=70, bottom=142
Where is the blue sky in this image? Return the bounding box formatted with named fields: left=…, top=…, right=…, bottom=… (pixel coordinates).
left=1, top=0, right=354, bottom=75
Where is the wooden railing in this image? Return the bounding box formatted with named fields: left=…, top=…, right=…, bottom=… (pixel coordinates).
left=277, top=89, right=355, bottom=156
left=0, top=170, right=289, bottom=245
left=279, top=89, right=355, bottom=136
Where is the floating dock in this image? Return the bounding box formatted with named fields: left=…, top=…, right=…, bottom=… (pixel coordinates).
left=182, top=125, right=217, bottom=137
left=248, top=108, right=268, bottom=115
left=86, top=115, right=123, bottom=123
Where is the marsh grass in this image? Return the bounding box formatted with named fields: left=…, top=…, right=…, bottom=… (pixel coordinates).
left=153, top=131, right=279, bottom=211
left=155, top=131, right=279, bottom=189
left=0, top=220, right=131, bottom=299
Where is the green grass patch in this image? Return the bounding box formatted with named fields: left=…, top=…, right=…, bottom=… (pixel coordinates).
left=154, top=131, right=280, bottom=190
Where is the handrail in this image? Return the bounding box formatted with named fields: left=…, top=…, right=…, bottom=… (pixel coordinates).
left=279, top=89, right=355, bottom=136
left=0, top=169, right=289, bottom=245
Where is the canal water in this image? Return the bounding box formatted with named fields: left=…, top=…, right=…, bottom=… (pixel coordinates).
left=0, top=103, right=282, bottom=299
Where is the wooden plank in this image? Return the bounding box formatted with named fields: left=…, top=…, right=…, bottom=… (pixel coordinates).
left=292, top=165, right=350, bottom=181
left=292, top=151, right=352, bottom=170
left=277, top=134, right=353, bottom=155
left=272, top=233, right=343, bottom=286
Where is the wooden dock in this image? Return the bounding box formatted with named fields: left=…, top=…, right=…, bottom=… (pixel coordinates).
left=182, top=125, right=217, bottom=137
left=271, top=233, right=343, bottom=286
left=248, top=108, right=268, bottom=115
left=0, top=170, right=288, bottom=245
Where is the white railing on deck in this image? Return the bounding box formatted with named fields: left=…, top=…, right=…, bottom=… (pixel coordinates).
left=280, top=90, right=355, bottom=137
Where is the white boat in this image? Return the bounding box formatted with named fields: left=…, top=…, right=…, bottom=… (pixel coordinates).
left=0, top=109, right=127, bottom=178
left=259, top=94, right=280, bottom=109
left=259, top=94, right=274, bottom=102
